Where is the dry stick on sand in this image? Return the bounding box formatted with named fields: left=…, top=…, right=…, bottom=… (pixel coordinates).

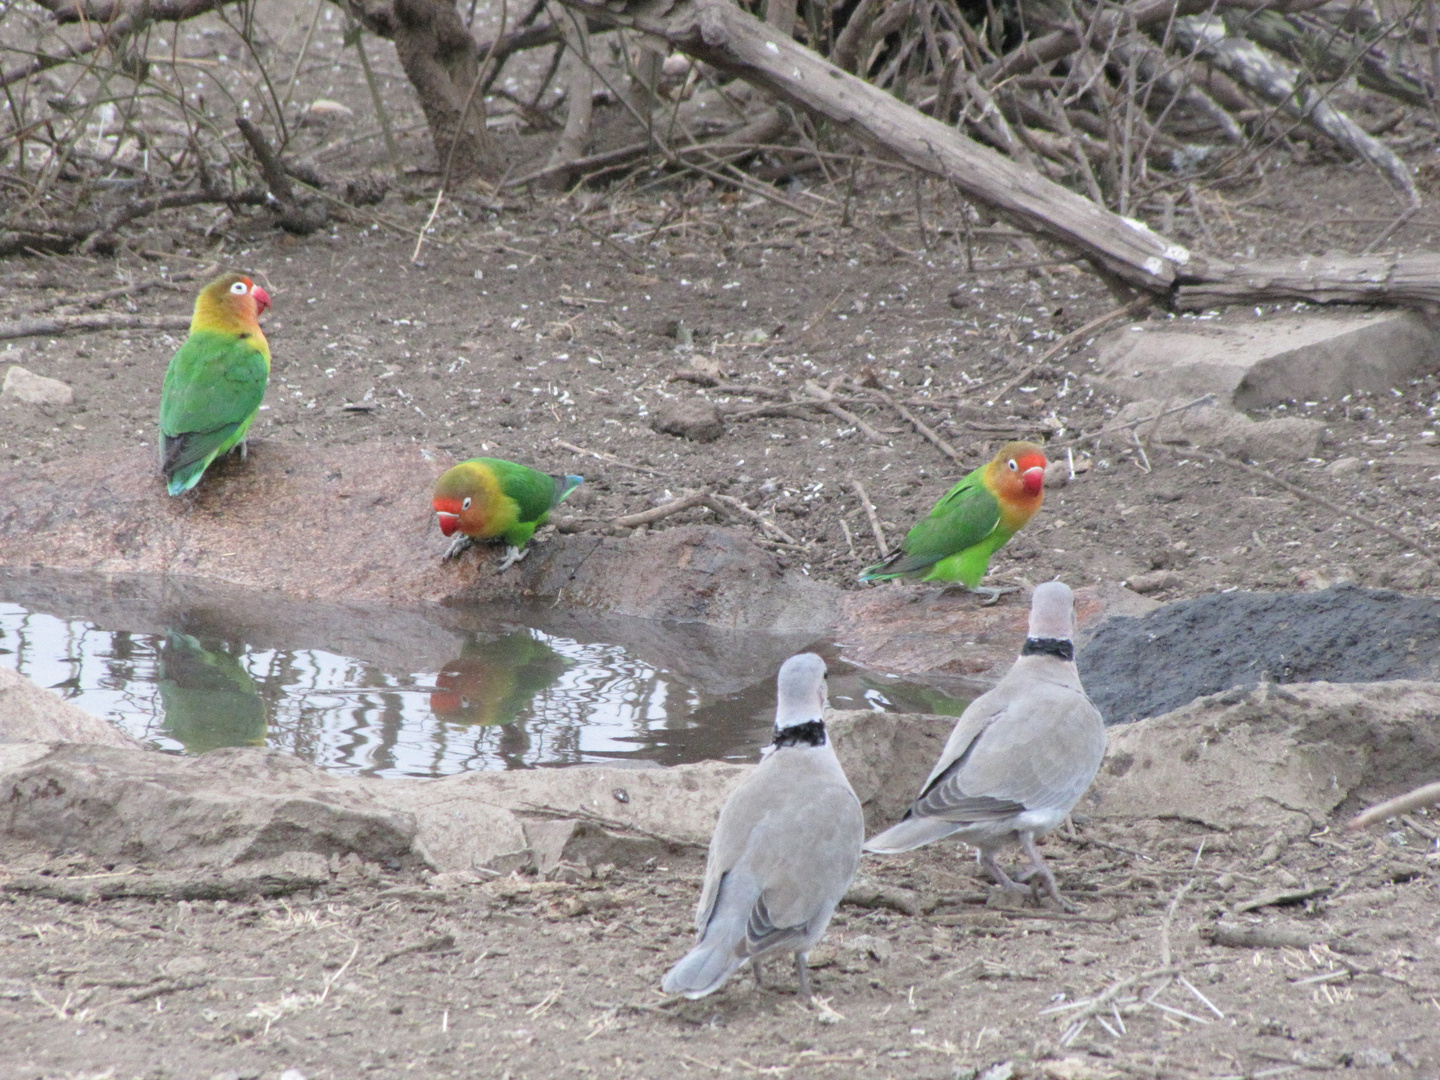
left=986, top=294, right=1155, bottom=406
left=610, top=491, right=713, bottom=529
left=855, top=382, right=962, bottom=464
left=802, top=380, right=889, bottom=443
left=707, top=493, right=802, bottom=546
left=34, top=265, right=216, bottom=316
left=608, top=490, right=802, bottom=546
left=0, top=313, right=191, bottom=341
left=1180, top=446, right=1440, bottom=567
left=849, top=479, right=889, bottom=558
left=1349, top=780, right=1440, bottom=830
left=554, top=439, right=660, bottom=475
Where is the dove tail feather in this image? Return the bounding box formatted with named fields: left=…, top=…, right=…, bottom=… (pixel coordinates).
left=863, top=815, right=962, bottom=854
left=661, top=871, right=757, bottom=999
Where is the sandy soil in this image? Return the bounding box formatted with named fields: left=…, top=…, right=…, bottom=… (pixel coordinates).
left=0, top=813, right=1437, bottom=1080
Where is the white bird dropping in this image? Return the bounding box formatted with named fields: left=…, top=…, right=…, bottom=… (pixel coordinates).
left=864, top=581, right=1105, bottom=910
left=661, top=653, right=864, bottom=1002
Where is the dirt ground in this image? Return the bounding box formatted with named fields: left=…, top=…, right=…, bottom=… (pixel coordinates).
left=6, top=157, right=1440, bottom=599
left=6, top=5, right=1440, bottom=1077
left=0, top=813, right=1437, bottom=1080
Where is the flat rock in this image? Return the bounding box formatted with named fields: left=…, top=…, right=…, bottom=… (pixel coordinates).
left=1087, top=310, right=1440, bottom=407
left=1089, top=679, right=1440, bottom=835
left=1104, top=398, right=1324, bottom=461
left=452, top=524, right=838, bottom=633
left=0, top=664, right=142, bottom=748
left=0, top=700, right=954, bottom=873
left=2, top=365, right=73, bottom=406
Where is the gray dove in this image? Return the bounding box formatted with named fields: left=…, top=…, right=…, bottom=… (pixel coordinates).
left=864, top=581, right=1104, bottom=909
left=661, top=652, right=864, bottom=1002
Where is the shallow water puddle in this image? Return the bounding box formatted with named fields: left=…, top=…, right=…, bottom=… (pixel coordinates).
left=0, top=573, right=968, bottom=778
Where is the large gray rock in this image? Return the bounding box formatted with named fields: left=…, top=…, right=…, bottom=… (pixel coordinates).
left=0, top=665, right=142, bottom=749
left=0, top=744, right=417, bottom=868
left=0, top=708, right=959, bottom=875
left=1090, top=680, right=1440, bottom=836
left=1088, top=310, right=1440, bottom=408
left=383, top=760, right=749, bottom=873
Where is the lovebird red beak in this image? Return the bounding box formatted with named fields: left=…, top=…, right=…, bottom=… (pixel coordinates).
left=1022, top=466, right=1045, bottom=495
left=436, top=511, right=459, bottom=536
left=251, top=285, right=271, bottom=315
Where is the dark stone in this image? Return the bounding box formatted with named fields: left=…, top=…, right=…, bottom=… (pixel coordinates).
left=1078, top=585, right=1440, bottom=724
left=649, top=400, right=725, bottom=443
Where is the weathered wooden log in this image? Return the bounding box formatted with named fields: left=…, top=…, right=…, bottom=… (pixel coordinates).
left=1229, top=8, right=1436, bottom=110
left=1171, top=14, right=1418, bottom=206
left=1175, top=254, right=1440, bottom=309
left=552, top=0, right=1195, bottom=291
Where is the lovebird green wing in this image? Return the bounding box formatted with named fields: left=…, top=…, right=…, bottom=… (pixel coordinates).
left=159, top=330, right=269, bottom=492
left=487, top=459, right=576, bottom=524
left=863, top=469, right=1001, bottom=579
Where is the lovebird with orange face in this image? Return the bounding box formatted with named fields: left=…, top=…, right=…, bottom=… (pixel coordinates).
left=158, top=272, right=271, bottom=495
left=433, top=457, right=583, bottom=570
left=860, top=440, right=1047, bottom=601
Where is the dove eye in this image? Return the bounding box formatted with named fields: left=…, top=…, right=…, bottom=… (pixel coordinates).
left=230, top=281, right=248, bottom=295
left=462, top=497, right=472, bottom=510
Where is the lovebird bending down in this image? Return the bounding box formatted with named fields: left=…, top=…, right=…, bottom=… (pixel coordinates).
left=158, top=272, right=271, bottom=495
left=859, top=440, right=1047, bottom=601
left=432, top=457, right=582, bottom=571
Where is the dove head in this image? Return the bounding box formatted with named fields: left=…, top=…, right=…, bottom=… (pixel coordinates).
left=774, top=652, right=828, bottom=730
left=1027, top=581, right=1077, bottom=642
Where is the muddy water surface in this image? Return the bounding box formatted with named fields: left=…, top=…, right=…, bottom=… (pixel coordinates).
left=0, top=571, right=966, bottom=778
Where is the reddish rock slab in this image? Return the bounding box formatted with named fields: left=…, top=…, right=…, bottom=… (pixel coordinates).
left=0, top=446, right=836, bottom=634
left=0, top=441, right=446, bottom=604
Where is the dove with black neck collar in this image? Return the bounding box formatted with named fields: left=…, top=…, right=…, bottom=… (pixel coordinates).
left=662, top=653, right=863, bottom=1002
left=864, top=581, right=1105, bottom=911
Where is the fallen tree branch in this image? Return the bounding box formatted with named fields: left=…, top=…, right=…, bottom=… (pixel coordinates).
left=6, top=0, right=236, bottom=89
left=236, top=117, right=327, bottom=234
left=856, top=382, right=962, bottom=464
left=1, top=189, right=269, bottom=258
left=706, top=493, right=802, bottom=546
left=610, top=491, right=713, bottom=528
left=0, top=313, right=191, bottom=340
left=849, top=478, right=888, bottom=558
left=1175, top=253, right=1440, bottom=309
left=552, top=0, right=1194, bottom=292
left=1349, top=781, right=1440, bottom=830
left=1172, top=14, right=1418, bottom=206
left=802, top=380, right=889, bottom=443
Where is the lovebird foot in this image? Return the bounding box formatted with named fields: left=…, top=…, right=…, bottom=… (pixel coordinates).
left=972, top=584, right=1021, bottom=606
left=442, top=534, right=476, bottom=560
left=494, top=544, right=530, bottom=574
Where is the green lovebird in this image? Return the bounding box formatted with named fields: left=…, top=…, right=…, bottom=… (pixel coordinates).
left=432, top=457, right=583, bottom=571
left=859, top=440, right=1048, bottom=600
left=158, top=272, right=271, bottom=495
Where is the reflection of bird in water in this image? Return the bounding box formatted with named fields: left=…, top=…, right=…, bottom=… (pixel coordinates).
left=157, top=631, right=266, bottom=753
left=430, top=632, right=571, bottom=766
